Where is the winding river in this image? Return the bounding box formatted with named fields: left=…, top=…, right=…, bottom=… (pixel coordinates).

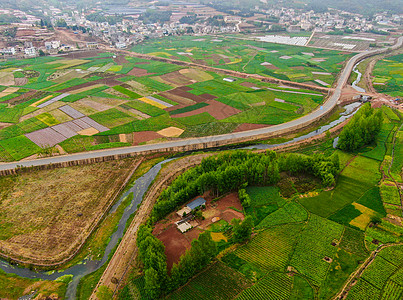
left=352, top=62, right=366, bottom=93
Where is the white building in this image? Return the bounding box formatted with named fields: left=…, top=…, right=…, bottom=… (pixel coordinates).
left=24, top=47, right=37, bottom=57
left=115, top=42, right=127, bottom=49
left=1, top=47, right=16, bottom=55
left=45, top=40, right=60, bottom=50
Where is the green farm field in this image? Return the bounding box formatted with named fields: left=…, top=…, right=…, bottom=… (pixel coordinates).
left=131, top=35, right=354, bottom=87
left=372, top=54, right=403, bottom=98
left=0, top=46, right=328, bottom=161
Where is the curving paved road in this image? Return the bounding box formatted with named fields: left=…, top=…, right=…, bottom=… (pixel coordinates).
left=0, top=36, right=401, bottom=172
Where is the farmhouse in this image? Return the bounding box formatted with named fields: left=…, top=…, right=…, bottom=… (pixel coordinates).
left=223, top=77, right=236, bottom=83
left=175, top=197, right=206, bottom=232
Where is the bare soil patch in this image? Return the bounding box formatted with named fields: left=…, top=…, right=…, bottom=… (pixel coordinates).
left=127, top=67, right=155, bottom=77
left=160, top=71, right=194, bottom=86
left=164, top=87, right=217, bottom=103
left=0, top=159, right=137, bottom=265
left=113, top=55, right=129, bottom=64
left=233, top=123, right=268, bottom=132
left=157, top=225, right=191, bottom=270
left=132, top=131, right=163, bottom=145
left=62, top=50, right=103, bottom=59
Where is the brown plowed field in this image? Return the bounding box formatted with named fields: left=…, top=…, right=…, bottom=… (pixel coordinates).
left=113, top=55, right=129, bottom=64
left=240, top=82, right=256, bottom=88
left=157, top=225, right=191, bottom=269
left=233, top=123, right=269, bottom=133
left=164, top=87, right=216, bottom=103
left=159, top=91, right=195, bottom=106
left=14, top=78, right=28, bottom=86
left=132, top=131, right=163, bottom=145
left=62, top=50, right=103, bottom=59
left=159, top=71, right=195, bottom=86
left=127, top=67, right=155, bottom=77
left=4, top=90, right=38, bottom=104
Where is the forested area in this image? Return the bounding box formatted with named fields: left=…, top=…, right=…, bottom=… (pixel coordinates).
left=137, top=225, right=217, bottom=298
left=337, top=103, right=383, bottom=152
left=152, top=150, right=340, bottom=222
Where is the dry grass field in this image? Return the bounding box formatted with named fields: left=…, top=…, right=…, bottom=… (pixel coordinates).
left=0, top=158, right=138, bottom=265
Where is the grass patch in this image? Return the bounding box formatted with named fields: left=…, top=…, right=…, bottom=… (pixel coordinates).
left=113, top=85, right=142, bottom=99
left=90, top=108, right=133, bottom=128
left=175, top=112, right=216, bottom=126
left=0, top=135, right=41, bottom=160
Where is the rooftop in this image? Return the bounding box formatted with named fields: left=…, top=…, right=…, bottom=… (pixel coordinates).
left=187, top=197, right=206, bottom=210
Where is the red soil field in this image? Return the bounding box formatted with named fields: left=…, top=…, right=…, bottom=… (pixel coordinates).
left=132, top=131, right=163, bottom=145
left=127, top=67, right=155, bottom=77
left=233, top=123, right=269, bottom=133
left=157, top=225, right=191, bottom=270
left=62, top=50, right=103, bottom=59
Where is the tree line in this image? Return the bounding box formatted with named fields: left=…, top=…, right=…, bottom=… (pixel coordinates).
left=152, top=150, right=339, bottom=222
left=337, top=103, right=383, bottom=152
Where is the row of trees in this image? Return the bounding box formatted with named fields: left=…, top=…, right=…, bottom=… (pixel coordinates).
left=337, top=103, right=383, bottom=152
left=152, top=151, right=339, bottom=221
left=137, top=225, right=168, bottom=298
left=137, top=225, right=216, bottom=298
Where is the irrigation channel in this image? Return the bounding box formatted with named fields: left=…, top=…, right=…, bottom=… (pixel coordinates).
left=351, top=62, right=366, bottom=93
left=0, top=100, right=362, bottom=299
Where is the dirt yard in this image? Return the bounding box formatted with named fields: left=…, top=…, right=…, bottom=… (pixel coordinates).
left=0, top=159, right=138, bottom=265
left=153, top=192, right=243, bottom=269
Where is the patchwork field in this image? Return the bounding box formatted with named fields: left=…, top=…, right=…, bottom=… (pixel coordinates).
left=0, top=49, right=327, bottom=161
left=0, top=158, right=137, bottom=264
left=131, top=35, right=354, bottom=87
